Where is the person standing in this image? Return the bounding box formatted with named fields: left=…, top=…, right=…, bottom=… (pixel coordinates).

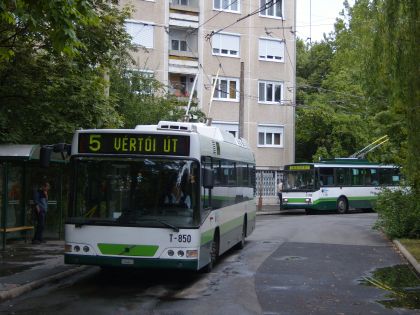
left=277, top=180, right=283, bottom=210
left=32, top=182, right=50, bottom=244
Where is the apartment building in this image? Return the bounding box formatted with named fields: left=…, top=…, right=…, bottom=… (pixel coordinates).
left=121, top=0, right=296, bottom=204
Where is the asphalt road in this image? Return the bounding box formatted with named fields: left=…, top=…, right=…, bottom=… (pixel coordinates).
left=0, top=211, right=417, bottom=315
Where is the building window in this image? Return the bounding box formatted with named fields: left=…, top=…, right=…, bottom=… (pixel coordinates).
left=259, top=0, right=282, bottom=18
left=258, top=80, right=283, bottom=103
left=171, top=39, right=187, bottom=52
left=213, top=0, right=240, bottom=12
left=212, top=33, right=240, bottom=57
left=124, top=21, right=154, bottom=48
left=258, top=125, right=284, bottom=147
left=213, top=77, right=239, bottom=101
left=173, top=0, right=189, bottom=5
left=259, top=38, right=284, bottom=62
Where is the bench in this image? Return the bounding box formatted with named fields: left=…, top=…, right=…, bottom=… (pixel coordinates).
left=1, top=226, right=34, bottom=244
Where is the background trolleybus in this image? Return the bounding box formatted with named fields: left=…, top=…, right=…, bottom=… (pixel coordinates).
left=281, top=158, right=401, bottom=214
left=62, top=121, right=256, bottom=271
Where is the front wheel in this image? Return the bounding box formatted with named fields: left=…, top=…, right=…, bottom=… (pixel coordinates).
left=203, top=235, right=219, bottom=273
left=337, top=197, right=348, bottom=214
left=235, top=220, right=247, bottom=250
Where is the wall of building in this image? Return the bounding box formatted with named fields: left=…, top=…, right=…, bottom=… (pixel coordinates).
left=122, top=0, right=296, bottom=203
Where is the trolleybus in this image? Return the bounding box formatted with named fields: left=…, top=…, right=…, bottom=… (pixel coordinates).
left=61, top=121, right=256, bottom=271
left=281, top=158, right=401, bottom=214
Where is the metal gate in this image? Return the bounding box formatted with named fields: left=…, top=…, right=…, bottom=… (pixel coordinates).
left=256, top=170, right=283, bottom=197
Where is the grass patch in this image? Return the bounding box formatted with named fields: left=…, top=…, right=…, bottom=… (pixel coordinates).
left=398, top=239, right=420, bottom=262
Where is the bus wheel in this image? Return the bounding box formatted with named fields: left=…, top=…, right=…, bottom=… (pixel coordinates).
left=203, top=234, right=219, bottom=273
left=235, top=219, right=247, bottom=250
left=337, top=197, right=348, bottom=214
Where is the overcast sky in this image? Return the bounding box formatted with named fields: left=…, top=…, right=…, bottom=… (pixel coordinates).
left=296, top=0, right=355, bottom=43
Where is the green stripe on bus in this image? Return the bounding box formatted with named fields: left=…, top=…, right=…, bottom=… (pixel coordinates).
left=97, top=243, right=158, bottom=256
left=287, top=196, right=378, bottom=205
left=348, top=196, right=377, bottom=201
left=200, top=212, right=250, bottom=245
left=286, top=198, right=307, bottom=203
left=201, top=229, right=214, bottom=245
left=313, top=198, right=337, bottom=204
left=220, top=216, right=243, bottom=235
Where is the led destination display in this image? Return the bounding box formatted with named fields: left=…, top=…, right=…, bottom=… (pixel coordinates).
left=78, top=133, right=190, bottom=156
left=286, top=165, right=312, bottom=171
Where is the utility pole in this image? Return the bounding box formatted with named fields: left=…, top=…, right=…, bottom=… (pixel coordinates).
left=239, top=61, right=244, bottom=138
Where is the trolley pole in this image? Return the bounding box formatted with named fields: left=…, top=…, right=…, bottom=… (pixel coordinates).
left=239, top=62, right=244, bottom=139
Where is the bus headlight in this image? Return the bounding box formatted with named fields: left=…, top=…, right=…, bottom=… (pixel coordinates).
left=186, top=250, right=198, bottom=258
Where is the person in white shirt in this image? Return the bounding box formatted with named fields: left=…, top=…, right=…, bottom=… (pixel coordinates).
left=277, top=180, right=283, bottom=210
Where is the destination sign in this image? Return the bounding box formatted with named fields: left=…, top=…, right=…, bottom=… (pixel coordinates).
left=286, top=165, right=312, bottom=171
left=78, top=133, right=190, bottom=156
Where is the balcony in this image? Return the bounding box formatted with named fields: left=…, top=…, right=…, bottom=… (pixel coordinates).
left=170, top=0, right=199, bottom=12
left=168, top=28, right=198, bottom=74
left=169, top=73, right=198, bottom=102
left=169, top=0, right=199, bottom=28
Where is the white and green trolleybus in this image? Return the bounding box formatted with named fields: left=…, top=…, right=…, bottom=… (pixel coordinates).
left=281, top=158, right=401, bottom=214
left=63, top=121, right=256, bottom=271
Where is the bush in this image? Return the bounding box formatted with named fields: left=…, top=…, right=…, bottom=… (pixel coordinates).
left=374, top=188, right=420, bottom=239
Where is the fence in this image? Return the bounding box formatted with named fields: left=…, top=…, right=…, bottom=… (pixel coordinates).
left=256, top=170, right=283, bottom=204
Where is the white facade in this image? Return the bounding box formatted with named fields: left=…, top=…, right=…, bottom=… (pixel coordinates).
left=121, top=0, right=296, bottom=204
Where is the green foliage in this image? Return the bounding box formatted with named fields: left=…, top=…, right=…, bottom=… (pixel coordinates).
left=296, top=0, right=416, bottom=167
left=375, top=188, right=420, bottom=239
left=0, top=1, right=132, bottom=144
left=369, top=0, right=420, bottom=191
left=296, top=103, right=369, bottom=162
left=110, top=69, right=206, bottom=128
left=0, top=0, right=103, bottom=61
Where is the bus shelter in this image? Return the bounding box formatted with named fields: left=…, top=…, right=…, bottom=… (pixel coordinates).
left=0, top=145, right=69, bottom=250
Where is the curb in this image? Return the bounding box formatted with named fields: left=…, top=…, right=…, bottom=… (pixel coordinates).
left=0, top=266, right=88, bottom=302
left=393, top=240, right=420, bottom=274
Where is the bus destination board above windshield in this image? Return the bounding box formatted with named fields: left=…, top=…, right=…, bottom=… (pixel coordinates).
left=286, top=165, right=312, bottom=171
left=78, top=133, right=190, bottom=156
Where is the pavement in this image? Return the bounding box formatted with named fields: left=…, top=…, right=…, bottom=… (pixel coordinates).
left=0, top=206, right=418, bottom=303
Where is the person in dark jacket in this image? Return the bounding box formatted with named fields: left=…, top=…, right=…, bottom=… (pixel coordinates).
left=32, top=182, right=50, bottom=244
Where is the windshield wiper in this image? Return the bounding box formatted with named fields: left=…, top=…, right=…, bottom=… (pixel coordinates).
left=70, top=218, right=115, bottom=227
left=136, top=219, right=179, bottom=232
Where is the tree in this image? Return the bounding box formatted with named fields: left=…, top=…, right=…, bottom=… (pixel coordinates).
left=110, top=69, right=206, bottom=128
left=0, top=1, right=133, bottom=144
left=0, top=0, right=107, bottom=61
left=369, top=0, right=420, bottom=190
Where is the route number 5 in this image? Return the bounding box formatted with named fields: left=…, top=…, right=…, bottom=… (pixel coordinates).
left=89, top=135, right=101, bottom=152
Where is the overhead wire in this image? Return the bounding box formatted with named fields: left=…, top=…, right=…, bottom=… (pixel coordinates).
left=205, top=0, right=280, bottom=40
left=137, top=0, right=297, bottom=108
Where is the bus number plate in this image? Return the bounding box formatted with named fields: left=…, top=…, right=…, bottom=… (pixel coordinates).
left=170, top=234, right=191, bottom=243
left=121, top=259, right=134, bottom=265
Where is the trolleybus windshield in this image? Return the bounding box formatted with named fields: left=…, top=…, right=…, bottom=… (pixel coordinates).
left=68, top=157, right=200, bottom=228
left=283, top=168, right=316, bottom=192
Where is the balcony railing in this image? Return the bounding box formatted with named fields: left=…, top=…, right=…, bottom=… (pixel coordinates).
left=170, top=0, right=199, bottom=12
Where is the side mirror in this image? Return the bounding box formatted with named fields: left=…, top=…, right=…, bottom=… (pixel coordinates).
left=203, top=168, right=214, bottom=189
left=40, top=146, right=52, bottom=168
